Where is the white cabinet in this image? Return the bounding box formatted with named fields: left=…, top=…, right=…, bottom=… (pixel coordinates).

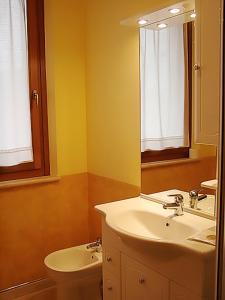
left=194, top=0, right=222, bottom=145
left=121, top=255, right=169, bottom=300
left=102, top=220, right=209, bottom=300
left=103, top=246, right=120, bottom=276
left=103, top=242, right=121, bottom=300
left=103, top=270, right=120, bottom=300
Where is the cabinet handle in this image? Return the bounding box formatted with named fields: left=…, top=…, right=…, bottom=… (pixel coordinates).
left=107, top=286, right=113, bottom=291
left=106, top=256, right=112, bottom=262
left=193, top=64, right=200, bottom=71
left=138, top=278, right=145, bottom=284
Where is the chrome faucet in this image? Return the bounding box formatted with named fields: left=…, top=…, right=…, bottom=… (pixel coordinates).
left=189, top=189, right=207, bottom=209
left=86, top=237, right=102, bottom=252
left=163, top=194, right=184, bottom=216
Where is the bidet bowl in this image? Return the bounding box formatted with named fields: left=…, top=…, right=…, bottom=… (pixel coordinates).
left=44, top=243, right=102, bottom=283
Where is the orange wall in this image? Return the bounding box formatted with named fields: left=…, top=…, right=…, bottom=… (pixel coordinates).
left=88, top=174, right=140, bottom=241
left=0, top=174, right=89, bottom=290
left=141, top=156, right=217, bottom=195
left=0, top=173, right=140, bottom=291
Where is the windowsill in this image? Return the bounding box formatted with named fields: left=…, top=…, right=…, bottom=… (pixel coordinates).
left=0, top=175, right=61, bottom=190
left=141, top=158, right=200, bottom=169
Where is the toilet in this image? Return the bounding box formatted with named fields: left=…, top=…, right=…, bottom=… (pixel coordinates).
left=44, top=243, right=102, bottom=300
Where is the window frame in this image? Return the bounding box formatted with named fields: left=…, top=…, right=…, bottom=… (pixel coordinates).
left=141, top=22, right=193, bottom=164
left=0, top=0, right=50, bottom=181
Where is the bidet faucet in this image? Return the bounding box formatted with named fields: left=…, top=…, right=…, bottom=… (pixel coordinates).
left=189, top=189, right=207, bottom=209
left=86, top=237, right=102, bottom=252
left=163, top=194, right=184, bottom=216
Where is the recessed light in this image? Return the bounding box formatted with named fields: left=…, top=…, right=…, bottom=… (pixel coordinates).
left=190, top=12, right=196, bottom=18
left=138, top=19, right=148, bottom=25
left=158, top=23, right=167, bottom=29
left=169, top=8, right=180, bottom=14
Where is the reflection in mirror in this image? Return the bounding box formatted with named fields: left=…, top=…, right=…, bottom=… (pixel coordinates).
left=140, top=8, right=217, bottom=218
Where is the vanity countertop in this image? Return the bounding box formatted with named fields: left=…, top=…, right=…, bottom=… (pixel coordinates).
left=201, top=179, right=218, bottom=190
left=96, top=196, right=216, bottom=256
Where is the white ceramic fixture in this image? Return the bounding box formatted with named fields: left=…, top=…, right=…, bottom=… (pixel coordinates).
left=96, top=197, right=215, bottom=251
left=44, top=243, right=102, bottom=300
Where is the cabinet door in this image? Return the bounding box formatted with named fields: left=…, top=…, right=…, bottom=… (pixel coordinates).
left=121, top=255, right=169, bottom=300
left=194, top=0, right=221, bottom=145
left=103, top=246, right=120, bottom=276
left=170, top=282, right=203, bottom=300
left=103, top=270, right=120, bottom=300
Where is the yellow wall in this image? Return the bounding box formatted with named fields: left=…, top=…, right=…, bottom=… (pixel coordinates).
left=44, top=0, right=213, bottom=182
left=45, top=0, right=87, bottom=176
left=0, top=0, right=218, bottom=292
left=85, top=0, right=193, bottom=187
left=85, top=0, right=217, bottom=188
left=85, top=3, right=141, bottom=186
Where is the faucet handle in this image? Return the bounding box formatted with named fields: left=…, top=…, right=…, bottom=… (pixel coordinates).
left=175, top=194, right=184, bottom=203
left=96, top=237, right=102, bottom=245
left=86, top=237, right=102, bottom=250
left=189, top=189, right=202, bottom=198
left=168, top=194, right=184, bottom=203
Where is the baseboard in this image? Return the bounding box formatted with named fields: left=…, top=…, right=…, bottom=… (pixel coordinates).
left=0, top=278, right=56, bottom=300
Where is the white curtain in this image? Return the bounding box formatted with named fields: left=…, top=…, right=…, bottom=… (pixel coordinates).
left=140, top=25, right=189, bottom=152
left=0, top=0, right=33, bottom=166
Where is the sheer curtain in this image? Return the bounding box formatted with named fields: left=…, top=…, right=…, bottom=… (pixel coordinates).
left=0, top=0, right=33, bottom=166
left=140, top=24, right=189, bottom=152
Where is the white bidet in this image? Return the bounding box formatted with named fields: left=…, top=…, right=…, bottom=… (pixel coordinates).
left=44, top=243, right=102, bottom=300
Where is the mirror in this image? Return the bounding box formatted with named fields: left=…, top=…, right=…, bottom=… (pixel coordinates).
left=139, top=2, right=217, bottom=218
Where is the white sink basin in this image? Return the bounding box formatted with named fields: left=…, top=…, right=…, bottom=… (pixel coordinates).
left=96, top=197, right=215, bottom=247
left=108, top=209, right=197, bottom=242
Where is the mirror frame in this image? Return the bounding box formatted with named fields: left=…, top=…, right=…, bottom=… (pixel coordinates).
left=215, top=0, right=224, bottom=297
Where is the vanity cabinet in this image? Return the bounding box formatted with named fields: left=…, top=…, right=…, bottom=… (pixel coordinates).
left=102, top=240, right=121, bottom=300
left=121, top=255, right=169, bottom=300
left=103, top=270, right=120, bottom=300
left=194, top=0, right=221, bottom=145
left=102, top=219, right=213, bottom=300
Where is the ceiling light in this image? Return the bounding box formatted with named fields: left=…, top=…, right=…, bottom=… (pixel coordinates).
left=157, top=23, right=167, bottom=29
left=138, top=19, right=148, bottom=25
left=190, top=12, right=196, bottom=18
left=169, top=8, right=180, bottom=14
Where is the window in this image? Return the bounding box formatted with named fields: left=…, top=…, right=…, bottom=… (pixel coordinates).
left=140, top=23, right=192, bottom=163
left=0, top=0, right=49, bottom=181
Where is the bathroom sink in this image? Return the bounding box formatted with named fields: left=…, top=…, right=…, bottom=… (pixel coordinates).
left=96, top=196, right=215, bottom=247
left=107, top=209, right=197, bottom=242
